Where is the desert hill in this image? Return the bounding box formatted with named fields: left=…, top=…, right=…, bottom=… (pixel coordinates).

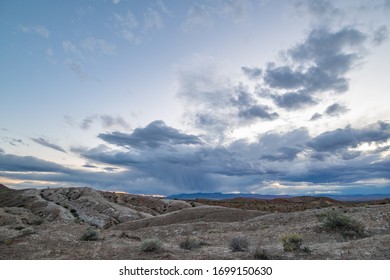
left=0, top=184, right=389, bottom=259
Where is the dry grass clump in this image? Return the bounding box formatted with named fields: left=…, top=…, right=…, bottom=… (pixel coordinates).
left=281, top=233, right=302, bottom=251
left=179, top=236, right=202, bottom=250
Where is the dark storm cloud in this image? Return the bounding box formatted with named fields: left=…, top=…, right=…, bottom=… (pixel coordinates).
left=261, top=146, right=302, bottom=162
left=289, top=159, right=390, bottom=184
left=264, top=65, right=305, bottom=89
left=268, top=91, right=317, bottom=110
left=308, top=121, right=390, bottom=152
left=324, top=103, right=349, bottom=116
left=238, top=105, right=279, bottom=120
left=79, top=144, right=257, bottom=191
left=241, top=66, right=262, bottom=80
left=0, top=153, right=67, bottom=172
left=31, top=137, right=67, bottom=153
left=264, top=65, right=349, bottom=94
left=98, top=120, right=202, bottom=149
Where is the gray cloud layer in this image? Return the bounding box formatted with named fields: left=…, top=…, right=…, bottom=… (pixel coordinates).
left=98, top=120, right=202, bottom=149
left=1, top=120, right=390, bottom=194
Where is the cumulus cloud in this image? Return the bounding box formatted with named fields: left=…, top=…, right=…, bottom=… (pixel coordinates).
left=98, top=120, right=202, bottom=149
left=18, top=24, right=50, bottom=38
left=31, top=138, right=66, bottom=153
left=259, top=27, right=368, bottom=111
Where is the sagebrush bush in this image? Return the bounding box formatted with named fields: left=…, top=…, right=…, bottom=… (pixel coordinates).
left=179, top=237, right=202, bottom=250
left=140, top=238, right=162, bottom=253
left=80, top=227, right=99, bottom=241
left=320, top=211, right=365, bottom=238
left=229, top=236, right=249, bottom=252
left=281, top=234, right=302, bottom=251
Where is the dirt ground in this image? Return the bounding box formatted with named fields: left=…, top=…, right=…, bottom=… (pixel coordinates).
left=0, top=185, right=389, bottom=260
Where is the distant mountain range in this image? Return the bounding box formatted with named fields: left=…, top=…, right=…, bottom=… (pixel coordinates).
left=167, top=192, right=390, bottom=202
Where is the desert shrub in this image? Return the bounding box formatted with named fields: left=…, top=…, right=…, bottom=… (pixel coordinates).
left=320, top=211, right=365, bottom=238
left=80, top=227, right=99, bottom=241
left=20, top=227, right=35, bottom=235
left=179, top=236, right=202, bottom=250
left=14, top=226, right=25, bottom=231
left=140, top=238, right=162, bottom=253
left=281, top=234, right=302, bottom=251
left=229, top=236, right=249, bottom=252
left=302, top=246, right=311, bottom=254
left=253, top=246, right=269, bottom=260
left=70, top=209, right=79, bottom=218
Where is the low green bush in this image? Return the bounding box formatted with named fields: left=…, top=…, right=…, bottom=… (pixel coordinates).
left=320, top=211, right=365, bottom=238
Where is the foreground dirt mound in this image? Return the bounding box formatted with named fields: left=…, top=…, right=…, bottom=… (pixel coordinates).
left=114, top=206, right=266, bottom=230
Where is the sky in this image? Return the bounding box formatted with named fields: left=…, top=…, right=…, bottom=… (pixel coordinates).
left=0, top=0, right=390, bottom=196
